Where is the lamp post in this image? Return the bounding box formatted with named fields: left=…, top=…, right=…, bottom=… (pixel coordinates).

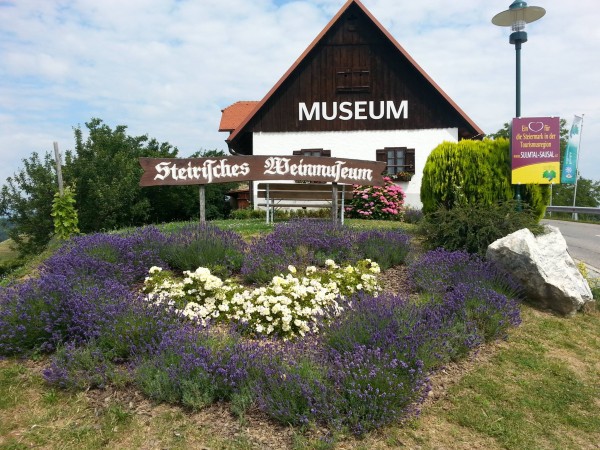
left=492, top=1, right=545, bottom=118
left=492, top=0, right=545, bottom=206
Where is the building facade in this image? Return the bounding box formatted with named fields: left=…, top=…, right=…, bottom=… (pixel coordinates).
left=219, top=0, right=482, bottom=208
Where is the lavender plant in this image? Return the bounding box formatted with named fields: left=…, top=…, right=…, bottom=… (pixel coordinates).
left=408, top=248, right=523, bottom=300
left=354, top=229, right=411, bottom=269
left=0, top=227, right=172, bottom=356
left=444, top=282, right=522, bottom=342
left=326, top=345, right=428, bottom=435
left=241, top=220, right=355, bottom=283
left=0, top=274, right=72, bottom=355
left=43, top=341, right=128, bottom=390
left=251, top=342, right=333, bottom=426
left=158, top=222, right=246, bottom=277
left=1, top=219, right=526, bottom=438
left=46, top=227, right=167, bottom=286
left=135, top=325, right=253, bottom=409
left=321, top=292, right=451, bottom=372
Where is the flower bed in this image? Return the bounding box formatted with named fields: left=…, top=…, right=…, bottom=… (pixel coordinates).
left=143, top=259, right=380, bottom=339
left=0, top=220, right=522, bottom=436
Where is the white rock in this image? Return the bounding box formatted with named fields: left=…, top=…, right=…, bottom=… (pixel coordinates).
left=486, top=226, right=594, bottom=316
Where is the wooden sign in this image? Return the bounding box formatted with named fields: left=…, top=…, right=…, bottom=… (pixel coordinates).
left=139, top=155, right=386, bottom=186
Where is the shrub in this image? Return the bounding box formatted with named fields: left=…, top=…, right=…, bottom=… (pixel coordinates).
left=403, top=206, right=423, bottom=224
left=0, top=227, right=173, bottom=356
left=229, top=207, right=332, bottom=221
left=51, top=185, right=80, bottom=240
left=229, top=208, right=265, bottom=220
left=418, top=200, right=543, bottom=255
left=577, top=262, right=599, bottom=304
left=420, top=138, right=550, bottom=220
left=251, top=338, right=428, bottom=435
left=321, top=292, right=464, bottom=372
left=0, top=275, right=71, bottom=355
left=1, top=219, right=527, bottom=438
left=345, top=177, right=405, bottom=220
left=327, top=345, right=428, bottom=435
left=446, top=282, right=522, bottom=342
left=252, top=342, right=332, bottom=426
left=47, top=226, right=167, bottom=285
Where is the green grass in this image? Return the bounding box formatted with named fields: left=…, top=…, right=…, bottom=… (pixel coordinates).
left=158, top=218, right=417, bottom=241
left=0, top=240, right=17, bottom=264
left=390, top=306, right=600, bottom=450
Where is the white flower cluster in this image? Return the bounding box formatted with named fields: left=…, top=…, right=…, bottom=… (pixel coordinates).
left=143, top=260, right=381, bottom=339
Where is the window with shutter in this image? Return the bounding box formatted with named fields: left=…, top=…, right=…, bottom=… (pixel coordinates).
left=375, top=147, right=415, bottom=176
left=293, top=149, right=331, bottom=157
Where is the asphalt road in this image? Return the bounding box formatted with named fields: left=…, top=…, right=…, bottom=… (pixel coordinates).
left=542, top=219, right=600, bottom=273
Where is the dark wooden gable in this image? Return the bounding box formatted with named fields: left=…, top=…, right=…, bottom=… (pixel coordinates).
left=227, top=0, right=482, bottom=155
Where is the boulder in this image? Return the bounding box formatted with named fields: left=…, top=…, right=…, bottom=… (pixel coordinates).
left=486, top=225, right=594, bottom=316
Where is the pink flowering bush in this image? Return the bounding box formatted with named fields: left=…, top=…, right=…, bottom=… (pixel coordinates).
left=345, top=177, right=406, bottom=220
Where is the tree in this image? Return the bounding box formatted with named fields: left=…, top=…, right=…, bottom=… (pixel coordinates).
left=64, top=119, right=179, bottom=232
left=1, top=118, right=238, bottom=257
left=550, top=178, right=600, bottom=222
left=551, top=178, right=600, bottom=206
left=0, top=152, right=57, bottom=255
left=66, top=120, right=236, bottom=231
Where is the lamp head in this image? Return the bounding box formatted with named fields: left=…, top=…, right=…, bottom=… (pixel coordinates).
left=492, top=1, right=546, bottom=32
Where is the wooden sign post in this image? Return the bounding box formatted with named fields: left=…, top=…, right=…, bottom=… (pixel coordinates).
left=139, top=155, right=385, bottom=223
left=53, top=142, right=64, bottom=195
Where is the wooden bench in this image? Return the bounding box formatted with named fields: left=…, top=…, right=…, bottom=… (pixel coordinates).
left=256, top=182, right=354, bottom=224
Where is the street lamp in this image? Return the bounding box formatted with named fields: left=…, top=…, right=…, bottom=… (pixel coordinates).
left=492, top=1, right=545, bottom=118
left=492, top=1, right=545, bottom=208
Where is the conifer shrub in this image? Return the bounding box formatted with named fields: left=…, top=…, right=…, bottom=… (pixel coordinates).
left=420, top=138, right=549, bottom=220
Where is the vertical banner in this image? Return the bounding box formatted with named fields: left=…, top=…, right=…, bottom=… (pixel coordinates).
left=511, top=117, right=560, bottom=184
left=561, top=115, right=583, bottom=184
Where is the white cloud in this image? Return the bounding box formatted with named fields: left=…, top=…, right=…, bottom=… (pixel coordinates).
left=1, top=0, right=599, bottom=187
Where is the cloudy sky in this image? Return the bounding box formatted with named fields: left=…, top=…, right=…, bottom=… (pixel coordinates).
left=1, top=0, right=599, bottom=187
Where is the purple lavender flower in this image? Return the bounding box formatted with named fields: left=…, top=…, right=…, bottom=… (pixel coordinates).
left=408, top=248, right=523, bottom=300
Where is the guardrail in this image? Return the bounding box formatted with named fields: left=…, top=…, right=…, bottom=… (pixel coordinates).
left=546, top=206, right=600, bottom=215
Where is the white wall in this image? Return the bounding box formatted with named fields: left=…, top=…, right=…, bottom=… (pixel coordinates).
left=252, top=128, right=458, bottom=209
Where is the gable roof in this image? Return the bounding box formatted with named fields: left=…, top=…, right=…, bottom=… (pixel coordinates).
left=224, top=0, right=483, bottom=151
left=219, top=101, right=259, bottom=132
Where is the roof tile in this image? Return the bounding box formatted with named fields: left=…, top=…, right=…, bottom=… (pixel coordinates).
left=218, top=101, right=259, bottom=132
